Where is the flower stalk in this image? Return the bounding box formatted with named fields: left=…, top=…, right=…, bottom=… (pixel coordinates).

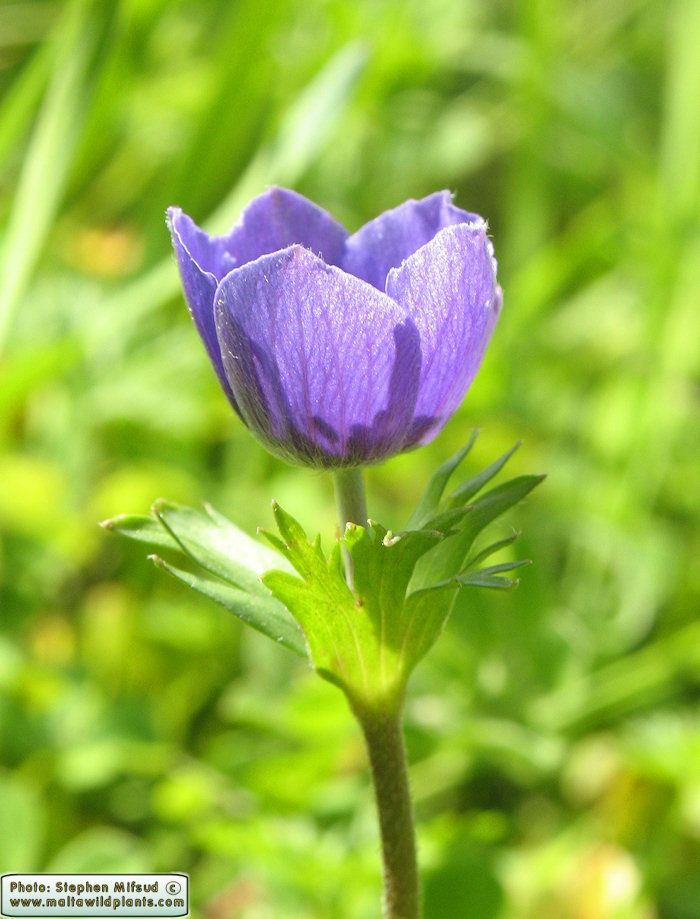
left=355, top=700, right=421, bottom=919
left=333, top=467, right=367, bottom=586
left=333, top=466, right=368, bottom=529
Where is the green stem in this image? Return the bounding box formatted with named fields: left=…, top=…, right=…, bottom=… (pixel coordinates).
left=356, top=701, right=421, bottom=919
left=333, top=467, right=367, bottom=529
left=333, top=467, right=368, bottom=586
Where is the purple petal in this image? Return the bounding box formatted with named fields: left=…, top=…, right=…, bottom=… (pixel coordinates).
left=385, top=222, right=501, bottom=446
left=214, top=247, right=422, bottom=466
left=167, top=208, right=238, bottom=409
left=224, top=186, right=348, bottom=269
left=343, top=191, right=481, bottom=290
left=169, top=188, right=348, bottom=284
left=168, top=207, right=237, bottom=281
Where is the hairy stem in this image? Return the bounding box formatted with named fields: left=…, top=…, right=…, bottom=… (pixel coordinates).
left=333, top=467, right=368, bottom=529
left=356, top=701, right=421, bottom=919
left=333, top=467, right=368, bottom=586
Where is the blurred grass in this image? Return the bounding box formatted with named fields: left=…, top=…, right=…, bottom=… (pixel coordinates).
left=0, top=0, right=698, bottom=916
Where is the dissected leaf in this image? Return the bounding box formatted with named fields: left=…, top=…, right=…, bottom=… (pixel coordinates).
left=448, top=441, right=522, bottom=506
left=262, top=508, right=373, bottom=696
left=101, top=512, right=177, bottom=552
left=346, top=520, right=446, bottom=633
left=150, top=554, right=306, bottom=657
left=102, top=500, right=290, bottom=593
left=103, top=440, right=544, bottom=691
left=406, top=430, right=479, bottom=529
left=397, top=583, right=460, bottom=674
left=456, top=559, right=531, bottom=590
left=262, top=506, right=458, bottom=704
left=103, top=501, right=302, bottom=656
left=462, top=559, right=531, bottom=576
left=153, top=499, right=286, bottom=596
left=414, top=474, right=545, bottom=588
left=458, top=476, right=545, bottom=544
left=455, top=571, right=519, bottom=590
left=463, top=530, right=520, bottom=570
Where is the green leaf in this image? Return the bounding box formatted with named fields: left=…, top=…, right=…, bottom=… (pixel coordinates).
left=258, top=527, right=290, bottom=558
left=456, top=572, right=520, bottom=590
left=260, top=463, right=543, bottom=705
left=461, top=559, right=532, bottom=576
left=153, top=499, right=286, bottom=596
left=262, top=566, right=364, bottom=689
left=456, top=560, right=532, bottom=591
left=101, top=512, right=178, bottom=552
left=261, top=503, right=376, bottom=692
left=405, top=430, right=479, bottom=529
left=102, top=501, right=303, bottom=656
left=150, top=555, right=306, bottom=657
left=0, top=38, right=51, bottom=171
left=462, top=530, right=520, bottom=570
left=414, top=474, right=545, bottom=588
left=458, top=476, right=545, bottom=544
left=397, top=583, right=460, bottom=675
left=102, top=501, right=289, bottom=593
left=102, top=439, right=544, bottom=697
left=448, top=441, right=522, bottom=506
left=266, top=500, right=327, bottom=579
left=346, top=520, right=446, bottom=631
left=262, top=506, right=456, bottom=706
left=354, top=523, right=459, bottom=668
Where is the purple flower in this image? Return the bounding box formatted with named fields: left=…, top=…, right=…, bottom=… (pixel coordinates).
left=167, top=187, right=501, bottom=468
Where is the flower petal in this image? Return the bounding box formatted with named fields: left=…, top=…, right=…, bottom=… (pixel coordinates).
left=167, top=208, right=238, bottom=409
left=343, top=191, right=481, bottom=290
left=214, top=247, right=424, bottom=466
left=169, top=188, right=348, bottom=283
left=385, top=223, right=501, bottom=446
left=168, top=207, right=237, bottom=281
left=225, top=186, right=348, bottom=268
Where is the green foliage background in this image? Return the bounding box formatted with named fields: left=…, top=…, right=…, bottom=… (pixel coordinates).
left=0, top=0, right=698, bottom=916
